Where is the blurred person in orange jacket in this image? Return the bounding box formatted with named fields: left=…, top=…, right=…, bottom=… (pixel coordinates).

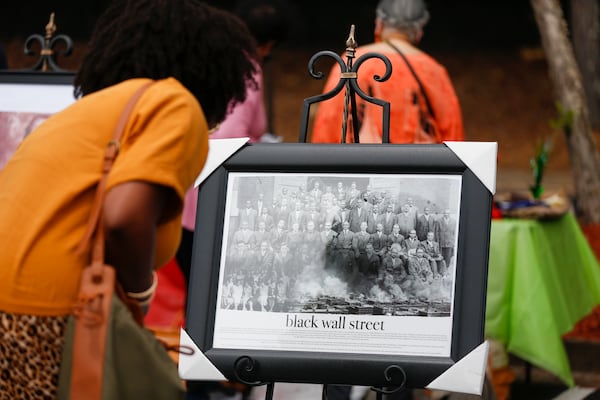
left=311, top=0, right=464, bottom=145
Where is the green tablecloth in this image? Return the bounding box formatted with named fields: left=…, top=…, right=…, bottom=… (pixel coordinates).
left=485, top=212, right=600, bottom=386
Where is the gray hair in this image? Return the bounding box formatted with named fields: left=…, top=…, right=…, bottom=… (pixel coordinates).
left=376, top=0, right=430, bottom=30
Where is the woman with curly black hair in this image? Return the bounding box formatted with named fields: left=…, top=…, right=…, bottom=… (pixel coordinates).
left=0, top=0, right=257, bottom=397
left=74, top=0, right=258, bottom=126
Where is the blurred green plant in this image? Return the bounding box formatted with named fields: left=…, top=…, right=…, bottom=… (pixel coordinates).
left=529, top=102, right=573, bottom=199
left=530, top=135, right=553, bottom=199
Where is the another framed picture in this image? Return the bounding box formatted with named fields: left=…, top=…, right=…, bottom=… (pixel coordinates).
left=0, top=71, right=75, bottom=169
left=183, top=142, right=496, bottom=391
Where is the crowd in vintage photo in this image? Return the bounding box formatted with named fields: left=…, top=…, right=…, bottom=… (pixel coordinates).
left=220, top=177, right=459, bottom=315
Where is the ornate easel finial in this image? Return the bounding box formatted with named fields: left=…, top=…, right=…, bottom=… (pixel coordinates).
left=24, top=12, right=74, bottom=72
left=345, top=25, right=357, bottom=53
left=45, top=13, right=57, bottom=42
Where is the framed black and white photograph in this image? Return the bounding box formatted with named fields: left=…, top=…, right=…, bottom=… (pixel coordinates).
left=182, top=142, right=496, bottom=391
left=0, top=71, right=75, bottom=169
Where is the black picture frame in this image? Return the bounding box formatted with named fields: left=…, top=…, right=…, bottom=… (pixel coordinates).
left=186, top=143, right=492, bottom=389
left=0, top=70, right=75, bottom=85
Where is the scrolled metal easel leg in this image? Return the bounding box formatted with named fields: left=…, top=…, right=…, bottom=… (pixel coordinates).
left=321, top=384, right=328, bottom=400
left=370, top=365, right=408, bottom=399
left=233, top=356, right=275, bottom=400
left=264, top=382, right=275, bottom=400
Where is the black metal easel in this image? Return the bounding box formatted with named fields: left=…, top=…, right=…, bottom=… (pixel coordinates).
left=298, top=25, right=392, bottom=145
left=232, top=353, right=408, bottom=400
left=23, top=12, right=73, bottom=72
left=235, top=26, right=407, bottom=400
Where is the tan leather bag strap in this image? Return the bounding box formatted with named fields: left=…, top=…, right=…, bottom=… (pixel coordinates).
left=69, top=80, right=154, bottom=400
left=77, top=80, right=155, bottom=265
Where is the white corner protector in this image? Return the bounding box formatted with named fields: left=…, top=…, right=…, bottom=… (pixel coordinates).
left=179, top=328, right=227, bottom=381
left=444, top=142, right=497, bottom=195
left=425, top=341, right=489, bottom=395
left=193, top=138, right=249, bottom=188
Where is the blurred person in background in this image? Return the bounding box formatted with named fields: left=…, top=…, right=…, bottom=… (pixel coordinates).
left=316, top=2, right=464, bottom=398
left=178, top=0, right=289, bottom=284
left=176, top=1, right=288, bottom=399
left=311, top=0, right=463, bottom=145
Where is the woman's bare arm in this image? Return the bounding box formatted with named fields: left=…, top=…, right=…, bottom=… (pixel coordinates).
left=102, top=181, right=171, bottom=293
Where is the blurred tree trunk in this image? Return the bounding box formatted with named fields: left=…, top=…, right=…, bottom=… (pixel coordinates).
left=570, top=0, right=600, bottom=129
left=530, top=0, right=600, bottom=224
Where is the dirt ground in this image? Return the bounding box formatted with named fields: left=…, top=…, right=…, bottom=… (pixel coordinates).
left=4, top=40, right=599, bottom=196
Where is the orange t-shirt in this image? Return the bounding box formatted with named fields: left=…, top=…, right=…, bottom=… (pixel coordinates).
left=0, top=78, right=208, bottom=315
left=311, top=42, right=464, bottom=144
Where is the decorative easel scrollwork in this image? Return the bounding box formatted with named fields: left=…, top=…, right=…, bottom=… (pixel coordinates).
left=24, top=12, right=73, bottom=72
left=233, top=355, right=263, bottom=385
left=299, top=25, right=392, bottom=144
left=370, top=365, right=408, bottom=399
left=233, top=356, right=276, bottom=400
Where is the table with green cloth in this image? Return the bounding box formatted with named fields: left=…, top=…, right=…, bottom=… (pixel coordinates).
left=485, top=212, right=600, bottom=386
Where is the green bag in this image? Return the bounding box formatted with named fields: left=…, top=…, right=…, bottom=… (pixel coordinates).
left=57, top=294, right=185, bottom=400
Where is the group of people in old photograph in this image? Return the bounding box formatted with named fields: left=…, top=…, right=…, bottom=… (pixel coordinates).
left=219, top=176, right=460, bottom=316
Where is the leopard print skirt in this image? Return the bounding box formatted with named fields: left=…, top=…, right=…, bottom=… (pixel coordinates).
left=0, top=311, right=68, bottom=400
